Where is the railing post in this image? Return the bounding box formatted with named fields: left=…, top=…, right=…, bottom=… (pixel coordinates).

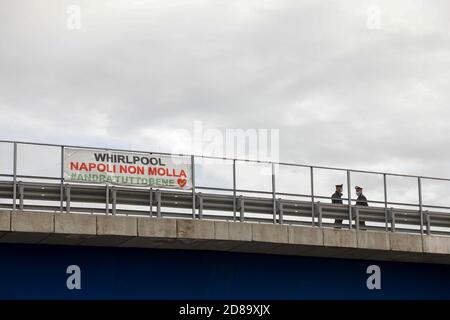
left=383, top=173, right=388, bottom=232
left=156, top=189, right=161, bottom=218
left=272, top=163, right=277, bottom=224
left=112, top=186, right=117, bottom=216
left=354, top=207, right=359, bottom=231
left=391, top=208, right=396, bottom=232
left=418, top=177, right=424, bottom=235
left=105, top=184, right=109, bottom=215
left=425, top=210, right=431, bottom=235
left=191, top=155, right=196, bottom=219
left=317, top=202, right=322, bottom=228
left=233, top=159, right=237, bottom=222
left=12, top=142, right=17, bottom=212
left=310, top=166, right=315, bottom=226
left=239, top=195, right=244, bottom=222
left=198, top=193, right=203, bottom=220
left=149, top=188, right=153, bottom=217
left=347, top=170, right=352, bottom=229
left=278, top=199, right=283, bottom=225
left=65, top=185, right=71, bottom=214
left=60, top=146, right=64, bottom=213
left=18, top=182, right=24, bottom=211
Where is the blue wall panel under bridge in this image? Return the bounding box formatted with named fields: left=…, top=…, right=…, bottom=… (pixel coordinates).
left=0, top=244, right=450, bottom=300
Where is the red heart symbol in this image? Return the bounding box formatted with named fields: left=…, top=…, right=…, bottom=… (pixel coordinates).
left=177, top=178, right=187, bottom=188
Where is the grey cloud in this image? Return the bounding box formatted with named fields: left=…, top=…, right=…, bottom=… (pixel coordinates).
left=1, top=0, right=450, bottom=207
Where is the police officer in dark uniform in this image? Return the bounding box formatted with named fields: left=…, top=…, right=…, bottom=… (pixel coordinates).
left=332, top=184, right=344, bottom=226
left=355, top=186, right=368, bottom=227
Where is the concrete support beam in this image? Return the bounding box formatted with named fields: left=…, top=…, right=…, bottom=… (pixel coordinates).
left=42, top=213, right=97, bottom=246
left=423, top=235, right=450, bottom=254
left=1, top=211, right=54, bottom=243
left=0, top=210, right=10, bottom=233
left=11, top=211, right=54, bottom=233
left=214, top=221, right=229, bottom=240
left=122, top=218, right=177, bottom=249
left=252, top=224, right=288, bottom=244
left=97, top=216, right=137, bottom=237
left=288, top=226, right=323, bottom=246
left=390, top=233, right=423, bottom=253
left=357, top=231, right=391, bottom=251
left=228, top=222, right=252, bottom=242
left=227, top=223, right=288, bottom=255
left=177, top=219, right=215, bottom=240
left=83, top=215, right=138, bottom=247
left=54, top=213, right=96, bottom=235
left=323, top=229, right=357, bottom=248
left=138, top=218, right=177, bottom=239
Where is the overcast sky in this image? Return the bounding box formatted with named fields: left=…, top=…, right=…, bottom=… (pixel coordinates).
left=1, top=0, right=450, bottom=206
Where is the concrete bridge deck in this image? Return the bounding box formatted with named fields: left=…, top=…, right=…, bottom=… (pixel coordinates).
left=1, top=210, right=450, bottom=264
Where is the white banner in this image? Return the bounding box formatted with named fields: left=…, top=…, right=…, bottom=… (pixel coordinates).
left=64, top=148, right=192, bottom=189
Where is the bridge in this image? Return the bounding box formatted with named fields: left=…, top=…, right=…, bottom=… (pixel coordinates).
left=1, top=140, right=450, bottom=299
left=1, top=140, right=450, bottom=262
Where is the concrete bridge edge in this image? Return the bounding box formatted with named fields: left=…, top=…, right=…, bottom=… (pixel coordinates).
left=1, top=210, right=450, bottom=264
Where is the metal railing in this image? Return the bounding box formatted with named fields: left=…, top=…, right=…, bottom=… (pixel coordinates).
left=1, top=139, right=450, bottom=236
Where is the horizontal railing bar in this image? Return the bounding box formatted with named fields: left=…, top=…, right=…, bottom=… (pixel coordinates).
left=275, top=192, right=313, bottom=198
left=235, top=189, right=273, bottom=195
left=3, top=180, right=450, bottom=212
left=15, top=175, right=62, bottom=181
left=422, top=204, right=450, bottom=211
left=3, top=180, right=450, bottom=213
left=0, top=140, right=184, bottom=157
left=195, top=186, right=234, bottom=192
left=305, top=194, right=422, bottom=208
left=2, top=139, right=450, bottom=182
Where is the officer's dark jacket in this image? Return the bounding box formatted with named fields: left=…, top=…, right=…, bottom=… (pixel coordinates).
left=356, top=194, right=369, bottom=206
left=331, top=191, right=343, bottom=204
